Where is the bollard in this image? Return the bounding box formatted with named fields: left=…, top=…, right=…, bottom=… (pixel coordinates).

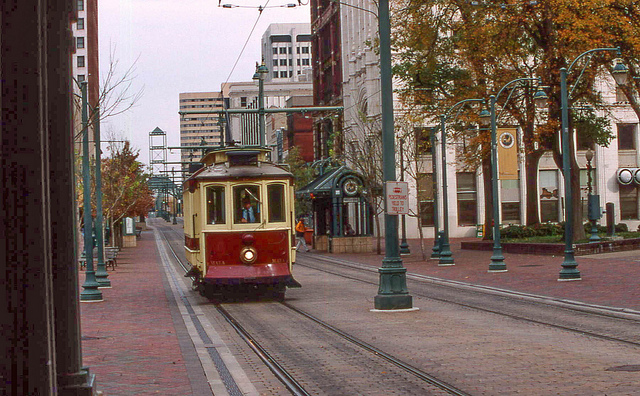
left=606, top=202, right=615, bottom=237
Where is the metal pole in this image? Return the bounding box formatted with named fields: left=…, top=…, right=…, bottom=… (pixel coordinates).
left=259, top=76, right=265, bottom=147
left=374, top=0, right=413, bottom=310
left=559, top=68, right=581, bottom=280
left=399, top=137, right=410, bottom=255
left=93, top=106, right=110, bottom=287
left=438, top=115, right=454, bottom=266
left=430, top=128, right=440, bottom=258
left=488, top=95, right=506, bottom=271
left=80, top=81, right=103, bottom=302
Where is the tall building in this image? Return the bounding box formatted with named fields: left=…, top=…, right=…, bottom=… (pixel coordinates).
left=72, top=0, right=100, bottom=158
left=261, top=23, right=313, bottom=83
left=178, top=92, right=225, bottom=165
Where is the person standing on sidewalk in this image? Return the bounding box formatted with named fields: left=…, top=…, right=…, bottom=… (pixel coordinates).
left=295, top=218, right=310, bottom=252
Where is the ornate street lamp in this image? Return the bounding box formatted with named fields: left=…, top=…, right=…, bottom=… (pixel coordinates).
left=558, top=48, right=628, bottom=281
left=480, top=78, right=547, bottom=273
left=437, top=98, right=486, bottom=266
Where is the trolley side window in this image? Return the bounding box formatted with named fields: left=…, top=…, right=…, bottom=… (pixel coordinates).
left=267, top=184, right=286, bottom=223
left=234, top=185, right=261, bottom=224
left=206, top=186, right=225, bottom=224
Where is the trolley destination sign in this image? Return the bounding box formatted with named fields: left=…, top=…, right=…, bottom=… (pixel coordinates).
left=385, top=181, right=409, bottom=215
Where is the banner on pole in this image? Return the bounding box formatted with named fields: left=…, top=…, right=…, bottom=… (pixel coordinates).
left=497, top=128, right=518, bottom=180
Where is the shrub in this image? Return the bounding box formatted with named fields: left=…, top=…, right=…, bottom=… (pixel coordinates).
left=500, top=223, right=563, bottom=239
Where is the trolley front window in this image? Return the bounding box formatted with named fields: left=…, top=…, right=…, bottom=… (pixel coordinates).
left=206, top=186, right=225, bottom=224
left=234, top=185, right=261, bottom=224
left=267, top=184, right=286, bottom=222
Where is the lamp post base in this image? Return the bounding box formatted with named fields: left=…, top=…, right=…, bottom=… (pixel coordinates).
left=559, top=255, right=581, bottom=281
left=438, top=242, right=454, bottom=266
left=374, top=264, right=413, bottom=310
left=399, top=241, right=411, bottom=255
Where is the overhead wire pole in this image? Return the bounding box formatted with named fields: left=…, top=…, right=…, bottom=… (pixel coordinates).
left=373, top=0, right=414, bottom=311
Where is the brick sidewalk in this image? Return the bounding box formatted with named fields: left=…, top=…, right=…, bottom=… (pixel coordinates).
left=79, top=233, right=195, bottom=395
left=324, top=237, right=640, bottom=311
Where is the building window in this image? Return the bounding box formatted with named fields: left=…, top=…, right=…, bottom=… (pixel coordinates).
left=280, top=71, right=288, bottom=78
left=272, top=47, right=278, bottom=54
left=273, top=71, right=279, bottom=78
left=77, top=55, right=85, bottom=68
left=279, top=47, right=287, bottom=54
left=539, top=170, right=559, bottom=222
left=501, top=179, right=520, bottom=223
left=302, top=58, right=310, bottom=66
left=456, top=173, right=477, bottom=226
left=77, top=74, right=85, bottom=82
left=620, top=184, right=639, bottom=220
left=240, top=97, right=247, bottom=107
left=279, top=59, right=287, bottom=66
left=273, top=58, right=278, bottom=67
left=76, top=37, right=85, bottom=49
left=302, top=46, right=309, bottom=54
left=618, top=123, right=636, bottom=150
left=297, top=59, right=301, bottom=66
left=77, top=0, right=84, bottom=11
left=417, top=173, right=434, bottom=226
left=296, top=47, right=300, bottom=54
left=77, top=18, right=84, bottom=30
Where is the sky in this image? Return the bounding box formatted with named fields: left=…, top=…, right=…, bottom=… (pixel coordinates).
left=98, top=0, right=312, bottom=168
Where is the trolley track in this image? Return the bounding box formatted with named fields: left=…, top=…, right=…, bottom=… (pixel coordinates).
left=155, top=221, right=470, bottom=396
left=299, top=255, right=640, bottom=348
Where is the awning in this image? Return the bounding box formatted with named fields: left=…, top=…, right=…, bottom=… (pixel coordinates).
left=296, top=165, right=363, bottom=199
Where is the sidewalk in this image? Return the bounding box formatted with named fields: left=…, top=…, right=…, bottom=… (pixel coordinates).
left=80, top=231, right=198, bottom=395
left=325, top=237, right=640, bottom=311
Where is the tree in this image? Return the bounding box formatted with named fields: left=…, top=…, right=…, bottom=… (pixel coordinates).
left=392, top=0, right=640, bottom=241
left=101, top=140, right=154, bottom=246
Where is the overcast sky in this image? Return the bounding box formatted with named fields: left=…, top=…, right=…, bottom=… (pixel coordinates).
left=98, top=0, right=311, bottom=168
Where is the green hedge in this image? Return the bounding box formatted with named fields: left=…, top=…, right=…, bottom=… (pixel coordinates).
left=501, top=222, right=631, bottom=239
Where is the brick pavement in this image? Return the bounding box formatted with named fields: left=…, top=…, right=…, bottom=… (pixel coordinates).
left=80, top=232, right=198, bottom=395
left=325, top=237, right=640, bottom=311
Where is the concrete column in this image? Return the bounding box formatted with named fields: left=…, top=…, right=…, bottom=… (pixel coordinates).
left=1, top=1, right=56, bottom=393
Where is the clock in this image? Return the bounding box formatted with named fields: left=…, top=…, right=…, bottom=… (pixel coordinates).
left=343, top=179, right=359, bottom=196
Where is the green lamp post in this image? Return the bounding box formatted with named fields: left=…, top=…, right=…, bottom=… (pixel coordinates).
left=399, top=137, right=411, bottom=255
left=374, top=0, right=413, bottom=311
left=558, top=48, right=628, bottom=281
left=93, top=106, right=110, bottom=288
left=437, top=98, right=485, bottom=266
left=80, top=81, right=103, bottom=302
left=430, top=128, right=441, bottom=259
left=253, top=61, right=269, bottom=148
left=480, top=78, right=547, bottom=273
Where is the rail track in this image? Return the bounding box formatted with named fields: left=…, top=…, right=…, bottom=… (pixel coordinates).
left=299, top=254, right=640, bottom=348
left=155, top=221, right=470, bottom=396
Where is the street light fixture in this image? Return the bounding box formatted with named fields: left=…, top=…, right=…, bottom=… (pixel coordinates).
left=479, top=78, right=547, bottom=273
left=558, top=47, right=628, bottom=281
left=438, top=98, right=485, bottom=266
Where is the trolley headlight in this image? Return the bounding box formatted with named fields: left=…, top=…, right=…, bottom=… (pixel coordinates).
left=240, top=246, right=257, bottom=265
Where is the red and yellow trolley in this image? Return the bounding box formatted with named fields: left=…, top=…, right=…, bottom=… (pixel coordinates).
left=183, top=147, right=300, bottom=300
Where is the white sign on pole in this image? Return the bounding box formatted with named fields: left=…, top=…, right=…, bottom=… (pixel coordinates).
left=385, top=181, right=409, bottom=215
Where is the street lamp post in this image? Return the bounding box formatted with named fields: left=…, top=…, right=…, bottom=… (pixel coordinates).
left=585, top=148, right=600, bottom=242
left=93, top=106, right=110, bottom=288
left=374, top=0, right=413, bottom=311
left=399, top=137, right=411, bottom=255
left=437, top=98, right=485, bottom=266
left=481, top=78, right=547, bottom=273
left=80, top=81, right=103, bottom=302
left=253, top=62, right=268, bottom=147
left=558, top=48, right=628, bottom=281
left=430, top=128, right=440, bottom=259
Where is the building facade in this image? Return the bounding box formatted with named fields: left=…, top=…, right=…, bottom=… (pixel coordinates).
left=261, top=23, right=313, bottom=83
left=178, top=92, right=226, bottom=165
